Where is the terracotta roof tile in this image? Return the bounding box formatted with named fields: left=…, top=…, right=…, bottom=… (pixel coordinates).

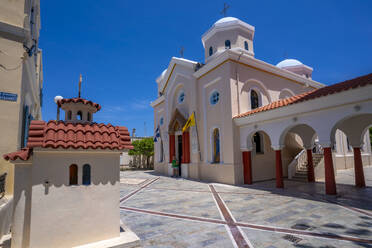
left=3, top=148, right=32, bottom=161
left=3, top=120, right=133, bottom=161
left=234, top=73, right=372, bottom=119
left=57, top=98, right=101, bottom=111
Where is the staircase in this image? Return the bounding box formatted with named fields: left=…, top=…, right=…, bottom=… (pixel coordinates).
left=289, top=151, right=324, bottom=182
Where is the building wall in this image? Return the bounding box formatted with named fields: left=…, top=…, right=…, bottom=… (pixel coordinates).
left=12, top=150, right=120, bottom=248
left=0, top=0, right=43, bottom=196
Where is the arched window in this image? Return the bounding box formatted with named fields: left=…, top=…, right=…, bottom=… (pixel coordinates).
left=68, top=111, right=72, bottom=120
left=209, top=46, right=213, bottom=56
left=244, top=41, right=249, bottom=51
left=178, top=91, right=185, bottom=104
left=69, top=164, right=78, bottom=185
left=225, top=40, right=231, bottom=49
left=77, top=111, right=83, bottom=120
left=82, top=164, right=91, bottom=185
left=253, top=132, right=263, bottom=154
left=250, top=90, right=259, bottom=110
left=210, top=91, right=220, bottom=105
left=212, top=128, right=220, bottom=163
left=87, top=112, right=91, bottom=121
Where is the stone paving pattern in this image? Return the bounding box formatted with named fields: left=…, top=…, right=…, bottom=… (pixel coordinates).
left=120, top=167, right=372, bottom=248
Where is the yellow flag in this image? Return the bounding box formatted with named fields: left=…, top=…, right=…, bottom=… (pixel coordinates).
left=182, top=112, right=195, bottom=132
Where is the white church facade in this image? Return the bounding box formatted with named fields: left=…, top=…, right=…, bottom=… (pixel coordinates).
left=151, top=17, right=372, bottom=195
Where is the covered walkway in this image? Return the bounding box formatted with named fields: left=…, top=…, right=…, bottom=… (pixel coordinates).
left=235, top=73, right=372, bottom=195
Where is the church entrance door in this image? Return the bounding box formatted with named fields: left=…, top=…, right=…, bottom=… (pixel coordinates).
left=177, top=135, right=183, bottom=176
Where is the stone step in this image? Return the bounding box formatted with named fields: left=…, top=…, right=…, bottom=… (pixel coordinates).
left=291, top=176, right=308, bottom=182
left=293, top=173, right=307, bottom=179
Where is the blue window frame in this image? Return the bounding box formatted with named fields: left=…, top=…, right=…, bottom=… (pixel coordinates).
left=210, top=91, right=220, bottom=105
left=244, top=41, right=249, bottom=51
left=225, top=40, right=231, bottom=49
left=178, top=91, right=185, bottom=103
left=82, top=164, right=91, bottom=185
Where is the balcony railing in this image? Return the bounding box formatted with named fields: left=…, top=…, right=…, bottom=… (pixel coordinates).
left=0, top=173, right=6, bottom=199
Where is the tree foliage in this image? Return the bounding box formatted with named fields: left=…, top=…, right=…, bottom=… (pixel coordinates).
left=128, top=138, right=154, bottom=168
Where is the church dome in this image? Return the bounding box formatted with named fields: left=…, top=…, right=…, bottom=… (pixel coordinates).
left=276, top=59, right=303, bottom=68
left=215, top=17, right=239, bottom=25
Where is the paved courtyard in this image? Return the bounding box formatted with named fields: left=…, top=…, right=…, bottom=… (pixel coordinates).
left=120, top=167, right=372, bottom=248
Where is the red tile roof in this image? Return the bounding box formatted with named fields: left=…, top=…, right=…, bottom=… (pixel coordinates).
left=3, top=148, right=32, bottom=161
left=234, top=73, right=372, bottom=119
left=3, top=120, right=133, bottom=161
left=57, top=98, right=101, bottom=111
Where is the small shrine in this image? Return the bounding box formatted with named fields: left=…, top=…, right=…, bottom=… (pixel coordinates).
left=3, top=76, right=140, bottom=248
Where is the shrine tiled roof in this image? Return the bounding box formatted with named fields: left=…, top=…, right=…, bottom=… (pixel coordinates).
left=3, top=148, right=32, bottom=161
left=3, top=120, right=133, bottom=161
left=57, top=97, right=101, bottom=111
left=234, top=73, right=372, bottom=119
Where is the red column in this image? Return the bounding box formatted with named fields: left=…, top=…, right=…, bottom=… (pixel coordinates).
left=275, top=150, right=284, bottom=188
left=181, top=133, right=185, bottom=163
left=184, top=132, right=190, bottom=163
left=242, top=151, right=252, bottom=184
left=181, top=132, right=190, bottom=163
left=353, top=147, right=366, bottom=188
left=306, top=149, right=315, bottom=182
left=169, top=134, right=175, bottom=163
left=323, top=147, right=337, bottom=195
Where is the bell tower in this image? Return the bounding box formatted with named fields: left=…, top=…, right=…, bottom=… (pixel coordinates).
left=201, top=17, right=255, bottom=63
left=55, top=75, right=101, bottom=123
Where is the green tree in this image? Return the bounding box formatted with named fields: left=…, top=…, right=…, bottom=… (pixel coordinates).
left=129, top=138, right=154, bottom=169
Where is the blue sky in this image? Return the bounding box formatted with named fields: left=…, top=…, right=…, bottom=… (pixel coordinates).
left=40, top=0, right=372, bottom=137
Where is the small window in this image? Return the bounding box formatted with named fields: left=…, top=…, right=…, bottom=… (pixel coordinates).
left=77, top=111, right=83, bottom=120
left=178, top=91, right=185, bottom=104
left=244, top=41, right=249, bottom=51
left=82, top=164, right=91, bottom=185
left=212, top=128, right=220, bottom=163
left=225, top=40, right=231, bottom=49
left=209, top=46, right=213, bottom=56
left=253, top=132, right=263, bottom=154
left=160, top=117, right=164, bottom=126
left=210, top=91, right=220, bottom=105
left=69, top=164, right=78, bottom=185
left=250, top=90, right=259, bottom=110
left=87, top=112, right=91, bottom=121
left=68, top=111, right=72, bottom=120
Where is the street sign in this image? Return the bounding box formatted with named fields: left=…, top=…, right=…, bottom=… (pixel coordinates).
left=0, top=92, right=18, bottom=102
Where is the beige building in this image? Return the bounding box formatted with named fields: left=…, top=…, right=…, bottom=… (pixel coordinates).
left=3, top=92, right=140, bottom=247
left=0, top=0, right=43, bottom=197
left=151, top=17, right=372, bottom=195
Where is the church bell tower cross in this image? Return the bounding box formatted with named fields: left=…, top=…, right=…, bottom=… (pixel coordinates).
left=220, top=3, right=230, bottom=17
left=78, top=74, right=82, bottom=98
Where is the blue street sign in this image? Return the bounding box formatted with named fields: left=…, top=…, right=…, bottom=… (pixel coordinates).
left=0, top=92, right=18, bottom=102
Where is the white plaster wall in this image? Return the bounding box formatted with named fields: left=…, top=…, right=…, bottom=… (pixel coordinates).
left=12, top=150, right=121, bottom=248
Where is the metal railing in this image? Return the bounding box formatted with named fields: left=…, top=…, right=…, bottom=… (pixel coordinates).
left=0, top=173, right=6, bottom=199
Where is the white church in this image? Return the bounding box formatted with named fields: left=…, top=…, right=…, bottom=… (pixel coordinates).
left=151, top=17, right=372, bottom=195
